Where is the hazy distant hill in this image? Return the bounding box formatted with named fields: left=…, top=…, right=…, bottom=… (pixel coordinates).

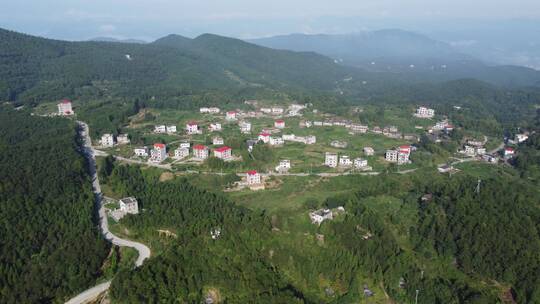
left=89, top=37, right=148, bottom=44
left=249, top=30, right=540, bottom=87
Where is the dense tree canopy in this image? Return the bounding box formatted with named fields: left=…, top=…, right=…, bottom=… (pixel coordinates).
left=0, top=108, right=109, bottom=303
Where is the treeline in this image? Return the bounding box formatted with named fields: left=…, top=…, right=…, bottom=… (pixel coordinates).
left=103, top=163, right=308, bottom=303
left=0, top=108, right=109, bottom=303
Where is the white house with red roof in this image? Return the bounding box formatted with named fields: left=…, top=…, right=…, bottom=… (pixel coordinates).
left=246, top=170, right=261, bottom=185
left=226, top=111, right=237, bottom=120
left=193, top=144, right=209, bottom=160
left=150, top=143, right=167, bottom=163
left=57, top=99, right=74, bottom=116
left=258, top=132, right=271, bottom=143
left=214, top=146, right=232, bottom=160
left=275, top=119, right=285, bottom=129
left=186, top=121, right=200, bottom=134
left=504, top=147, right=515, bottom=157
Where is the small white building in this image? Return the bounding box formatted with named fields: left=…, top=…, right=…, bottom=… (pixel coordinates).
left=463, top=145, right=476, bottom=156
left=304, top=135, right=316, bottom=145
left=415, top=106, right=435, bottom=118
left=363, top=147, right=375, bottom=156
left=212, top=136, right=224, bottom=145
left=214, top=146, right=232, bottom=160
left=386, top=149, right=410, bottom=165
left=260, top=107, right=272, bottom=114
left=246, top=170, right=261, bottom=185
left=282, top=134, right=295, bottom=141
left=117, top=134, right=130, bottom=145
left=166, top=125, right=177, bottom=133
left=186, top=122, right=199, bottom=135
left=154, top=125, right=166, bottom=133
left=101, top=134, right=115, bottom=147
left=330, top=140, right=348, bottom=148
left=258, top=132, right=271, bottom=144
left=179, top=142, right=190, bottom=149
left=516, top=134, right=529, bottom=143
left=275, top=159, right=291, bottom=172
left=309, top=209, right=333, bottom=225
left=274, top=119, right=285, bottom=129
left=209, top=122, right=222, bottom=132
left=57, top=99, right=74, bottom=116
left=119, top=197, right=139, bottom=214
left=349, top=124, right=369, bottom=133
left=354, top=158, right=368, bottom=168
left=150, top=143, right=167, bottom=163
left=269, top=136, right=284, bottom=146
left=134, top=147, right=149, bottom=157
left=200, top=107, right=220, bottom=114
left=239, top=121, right=251, bottom=134
left=193, top=144, right=209, bottom=160
left=271, top=107, right=284, bottom=115
left=226, top=111, right=237, bottom=120
left=325, top=152, right=338, bottom=168
left=174, top=147, right=189, bottom=159
left=339, top=155, right=352, bottom=167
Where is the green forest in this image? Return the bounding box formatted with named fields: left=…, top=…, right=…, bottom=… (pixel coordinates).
left=0, top=108, right=109, bottom=303
left=100, top=158, right=540, bottom=303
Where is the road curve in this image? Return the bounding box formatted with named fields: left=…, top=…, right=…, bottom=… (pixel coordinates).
left=65, top=122, right=151, bottom=304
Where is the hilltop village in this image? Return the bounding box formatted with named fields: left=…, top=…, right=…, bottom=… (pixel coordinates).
left=54, top=99, right=529, bottom=193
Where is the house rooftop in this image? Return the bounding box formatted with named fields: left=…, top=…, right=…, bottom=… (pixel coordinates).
left=187, top=121, right=198, bottom=126
left=193, top=144, right=207, bottom=150
left=61, top=99, right=71, bottom=104
left=154, top=143, right=165, bottom=149
left=214, top=146, right=231, bottom=152
left=247, top=170, right=258, bottom=175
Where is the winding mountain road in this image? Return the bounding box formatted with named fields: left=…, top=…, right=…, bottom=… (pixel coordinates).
left=65, top=122, right=150, bottom=304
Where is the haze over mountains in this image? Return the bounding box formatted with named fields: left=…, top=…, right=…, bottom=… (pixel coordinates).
left=2, top=27, right=540, bottom=105
left=249, top=29, right=540, bottom=87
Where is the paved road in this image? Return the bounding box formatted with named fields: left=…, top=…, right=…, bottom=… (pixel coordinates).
left=65, top=282, right=111, bottom=304
left=65, top=122, right=151, bottom=304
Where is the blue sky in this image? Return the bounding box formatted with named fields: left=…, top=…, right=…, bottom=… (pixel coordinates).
left=1, top=0, right=540, bottom=40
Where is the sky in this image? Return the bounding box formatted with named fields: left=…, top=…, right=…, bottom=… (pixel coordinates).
left=1, top=0, right=540, bottom=41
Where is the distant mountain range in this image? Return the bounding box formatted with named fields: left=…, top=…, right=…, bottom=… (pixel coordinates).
left=249, top=29, right=540, bottom=87
left=1, top=27, right=540, bottom=104
left=0, top=28, right=365, bottom=103
left=89, top=37, right=148, bottom=44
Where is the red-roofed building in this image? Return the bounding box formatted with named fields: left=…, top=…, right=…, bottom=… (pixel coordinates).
left=57, top=99, right=73, bottom=115
left=504, top=147, right=515, bottom=157
left=399, top=145, right=411, bottom=155
left=246, top=170, right=261, bottom=185
left=275, top=119, right=285, bottom=129
left=150, top=143, right=167, bottom=163
left=193, top=144, right=209, bottom=159
left=226, top=111, right=237, bottom=120
left=214, top=146, right=232, bottom=160
left=258, top=132, right=271, bottom=143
